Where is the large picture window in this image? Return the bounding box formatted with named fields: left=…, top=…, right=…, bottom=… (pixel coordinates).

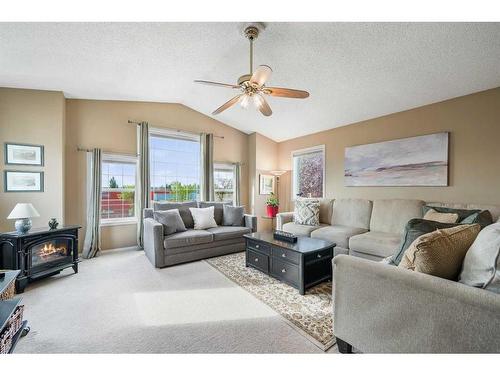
left=149, top=129, right=200, bottom=202
left=292, top=145, right=325, bottom=198
left=214, top=163, right=235, bottom=203
left=101, top=154, right=137, bottom=224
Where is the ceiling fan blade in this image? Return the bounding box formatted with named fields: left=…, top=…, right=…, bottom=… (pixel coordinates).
left=194, top=80, right=240, bottom=89
left=250, top=65, right=272, bottom=87
left=257, top=94, right=272, bottom=117
left=212, top=94, right=243, bottom=115
left=263, top=87, right=310, bottom=99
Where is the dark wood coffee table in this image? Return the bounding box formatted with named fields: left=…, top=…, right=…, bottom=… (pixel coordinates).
left=243, top=232, right=335, bottom=295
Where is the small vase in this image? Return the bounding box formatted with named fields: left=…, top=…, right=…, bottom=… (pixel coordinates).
left=48, top=218, right=59, bottom=230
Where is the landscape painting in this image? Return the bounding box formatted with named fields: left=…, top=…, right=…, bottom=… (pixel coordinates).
left=345, top=132, right=449, bottom=186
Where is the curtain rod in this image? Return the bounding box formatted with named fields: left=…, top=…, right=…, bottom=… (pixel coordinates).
left=77, top=147, right=139, bottom=157
left=128, top=120, right=225, bottom=139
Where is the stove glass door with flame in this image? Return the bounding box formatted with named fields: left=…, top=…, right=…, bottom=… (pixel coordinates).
left=31, top=239, right=72, bottom=268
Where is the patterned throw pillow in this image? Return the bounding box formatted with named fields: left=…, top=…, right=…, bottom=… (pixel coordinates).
left=399, top=224, right=481, bottom=280
left=294, top=198, right=320, bottom=226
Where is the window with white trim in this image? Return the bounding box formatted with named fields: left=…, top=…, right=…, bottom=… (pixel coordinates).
left=149, top=129, right=201, bottom=202
left=214, top=163, right=235, bottom=204
left=292, top=145, right=325, bottom=198
left=101, top=154, right=137, bottom=224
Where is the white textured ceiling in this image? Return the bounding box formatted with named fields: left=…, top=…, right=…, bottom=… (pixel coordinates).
left=1, top=22, right=500, bottom=141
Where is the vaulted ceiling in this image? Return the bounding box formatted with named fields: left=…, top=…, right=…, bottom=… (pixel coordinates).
left=1, top=22, right=499, bottom=141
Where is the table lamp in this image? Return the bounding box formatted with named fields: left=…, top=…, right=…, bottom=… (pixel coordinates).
left=7, top=203, right=40, bottom=234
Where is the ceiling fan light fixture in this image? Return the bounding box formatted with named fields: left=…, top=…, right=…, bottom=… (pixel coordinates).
left=253, top=93, right=265, bottom=109
left=239, top=95, right=251, bottom=109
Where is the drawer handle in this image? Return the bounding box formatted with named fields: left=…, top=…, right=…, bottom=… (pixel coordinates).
left=317, top=254, right=322, bottom=258
left=255, top=244, right=260, bottom=249
left=281, top=253, right=286, bottom=258
left=281, top=268, right=286, bottom=273
left=254, top=258, right=259, bottom=262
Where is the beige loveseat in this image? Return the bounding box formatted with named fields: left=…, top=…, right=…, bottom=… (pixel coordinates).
left=277, top=198, right=500, bottom=261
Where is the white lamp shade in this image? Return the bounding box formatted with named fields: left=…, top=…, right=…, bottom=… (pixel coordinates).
left=7, top=203, right=40, bottom=219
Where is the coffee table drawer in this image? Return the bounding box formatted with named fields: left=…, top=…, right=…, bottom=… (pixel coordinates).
left=271, top=258, right=299, bottom=287
left=304, top=247, right=332, bottom=264
left=247, top=239, right=271, bottom=254
left=247, top=249, right=269, bottom=273
left=272, top=247, right=300, bottom=264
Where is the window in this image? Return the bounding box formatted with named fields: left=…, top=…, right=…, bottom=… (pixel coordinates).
left=214, top=163, right=235, bottom=203
left=149, top=129, right=200, bottom=202
left=292, top=145, right=325, bottom=198
left=101, top=154, right=137, bottom=224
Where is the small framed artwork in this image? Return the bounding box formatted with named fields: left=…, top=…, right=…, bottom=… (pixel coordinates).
left=4, top=142, right=44, bottom=166
left=4, top=170, right=44, bottom=192
left=259, top=174, right=275, bottom=195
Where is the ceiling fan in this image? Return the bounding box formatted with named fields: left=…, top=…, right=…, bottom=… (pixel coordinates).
left=194, top=24, right=310, bottom=117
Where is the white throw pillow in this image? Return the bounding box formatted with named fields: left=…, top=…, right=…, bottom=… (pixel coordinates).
left=459, top=222, right=500, bottom=294
left=189, top=206, right=218, bottom=230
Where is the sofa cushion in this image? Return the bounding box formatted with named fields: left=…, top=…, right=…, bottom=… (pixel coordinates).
left=199, top=201, right=231, bottom=225
left=424, top=205, right=494, bottom=229
left=426, top=201, right=500, bottom=222
left=311, top=225, right=368, bottom=249
left=163, top=229, right=213, bottom=249
left=206, top=226, right=251, bottom=241
left=153, top=209, right=187, bottom=235
left=423, top=208, right=459, bottom=224
left=460, top=210, right=494, bottom=229
left=459, top=222, right=500, bottom=293
left=349, top=231, right=402, bottom=259
left=399, top=224, right=481, bottom=280
left=331, top=198, right=372, bottom=230
left=370, top=199, right=424, bottom=234
left=153, top=201, right=197, bottom=228
left=294, top=198, right=320, bottom=226
left=222, top=205, right=244, bottom=226
left=391, top=218, right=460, bottom=265
left=282, top=222, right=323, bottom=237
left=318, top=198, right=334, bottom=225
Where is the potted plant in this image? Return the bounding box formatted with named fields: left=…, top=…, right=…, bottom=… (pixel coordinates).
left=266, top=192, right=279, bottom=218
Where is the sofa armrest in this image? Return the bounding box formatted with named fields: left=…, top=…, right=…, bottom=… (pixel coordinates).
left=143, top=217, right=165, bottom=268
left=143, top=208, right=154, bottom=219
left=333, top=255, right=500, bottom=353
left=276, top=212, right=294, bottom=230
left=244, top=214, right=257, bottom=232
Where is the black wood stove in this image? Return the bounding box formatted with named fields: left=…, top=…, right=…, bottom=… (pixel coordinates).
left=0, top=225, right=80, bottom=293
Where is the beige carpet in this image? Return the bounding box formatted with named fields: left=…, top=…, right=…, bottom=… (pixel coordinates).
left=205, top=252, right=335, bottom=351
left=15, top=248, right=336, bottom=353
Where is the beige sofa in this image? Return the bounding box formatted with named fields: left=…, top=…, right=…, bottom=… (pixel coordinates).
left=333, top=254, right=500, bottom=353
left=277, top=198, right=500, bottom=261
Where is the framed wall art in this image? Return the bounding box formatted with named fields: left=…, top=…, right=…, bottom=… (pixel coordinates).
left=4, top=142, right=44, bottom=166
left=4, top=170, right=44, bottom=192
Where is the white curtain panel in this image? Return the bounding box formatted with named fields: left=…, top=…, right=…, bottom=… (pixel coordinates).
left=200, top=133, right=215, bottom=202
left=137, top=121, right=150, bottom=249
left=234, top=163, right=241, bottom=206
left=82, top=148, right=102, bottom=259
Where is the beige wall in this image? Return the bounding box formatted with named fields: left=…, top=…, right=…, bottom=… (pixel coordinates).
left=278, top=87, right=500, bottom=210
left=0, top=88, right=65, bottom=232
left=248, top=133, right=279, bottom=231
left=65, top=99, right=249, bottom=250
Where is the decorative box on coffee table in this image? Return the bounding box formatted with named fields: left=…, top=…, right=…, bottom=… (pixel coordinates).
left=0, top=225, right=81, bottom=293
left=244, top=232, right=335, bottom=295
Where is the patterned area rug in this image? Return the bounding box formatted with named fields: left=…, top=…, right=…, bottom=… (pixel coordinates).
left=205, top=252, right=335, bottom=351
